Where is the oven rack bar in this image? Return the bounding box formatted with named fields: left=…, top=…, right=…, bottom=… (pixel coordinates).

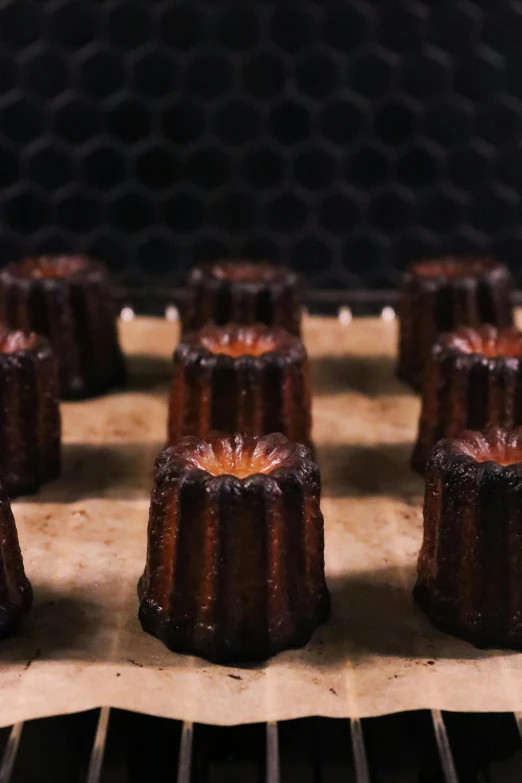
left=118, top=286, right=522, bottom=315
left=0, top=708, right=482, bottom=782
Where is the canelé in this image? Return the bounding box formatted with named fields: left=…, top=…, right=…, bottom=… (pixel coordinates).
left=138, top=433, right=330, bottom=662
left=415, top=427, right=522, bottom=649
left=168, top=324, right=311, bottom=447
left=0, top=480, right=32, bottom=638
left=412, top=325, right=522, bottom=473
left=182, top=260, right=301, bottom=335
left=398, top=257, right=514, bottom=390
left=0, top=255, right=125, bottom=398
left=0, top=328, right=60, bottom=496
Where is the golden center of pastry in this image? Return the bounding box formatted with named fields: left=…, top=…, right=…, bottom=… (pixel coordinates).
left=200, top=334, right=278, bottom=358
left=471, top=446, right=522, bottom=467
left=413, top=259, right=495, bottom=279
left=450, top=332, right=522, bottom=358
left=456, top=430, right=522, bottom=467
left=0, top=331, right=39, bottom=353
left=191, top=448, right=285, bottom=478
left=210, top=261, right=281, bottom=282
left=14, top=256, right=89, bottom=279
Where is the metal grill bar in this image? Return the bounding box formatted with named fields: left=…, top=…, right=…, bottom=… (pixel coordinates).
left=266, top=722, right=280, bottom=783
left=119, top=287, right=401, bottom=309
left=350, top=718, right=371, bottom=783
left=0, top=723, right=23, bottom=783
left=0, top=711, right=520, bottom=779
left=431, top=710, right=459, bottom=783
left=86, top=707, right=111, bottom=783
left=177, top=722, right=193, bottom=783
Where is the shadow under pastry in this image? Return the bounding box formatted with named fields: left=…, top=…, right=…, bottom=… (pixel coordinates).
left=317, top=442, right=423, bottom=500
left=305, top=565, right=512, bottom=667
left=18, top=441, right=163, bottom=502
left=311, top=355, right=413, bottom=398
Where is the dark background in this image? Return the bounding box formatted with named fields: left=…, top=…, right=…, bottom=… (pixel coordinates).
left=0, top=0, right=521, bottom=290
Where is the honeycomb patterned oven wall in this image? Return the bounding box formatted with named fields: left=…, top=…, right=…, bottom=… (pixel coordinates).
left=0, top=0, right=521, bottom=289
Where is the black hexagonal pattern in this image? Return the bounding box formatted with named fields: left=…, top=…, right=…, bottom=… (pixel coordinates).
left=1, top=0, right=521, bottom=289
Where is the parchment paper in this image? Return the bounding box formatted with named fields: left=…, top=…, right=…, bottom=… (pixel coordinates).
left=1, top=314, right=522, bottom=728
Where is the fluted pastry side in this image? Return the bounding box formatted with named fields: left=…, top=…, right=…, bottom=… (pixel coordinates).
left=412, top=325, right=522, bottom=473
left=398, top=257, right=514, bottom=390
left=0, top=329, right=60, bottom=497
left=168, top=324, right=312, bottom=447
left=415, top=427, right=522, bottom=649
left=0, top=256, right=125, bottom=399
left=0, top=480, right=32, bottom=638
left=182, top=260, right=302, bottom=336
left=138, top=433, right=330, bottom=662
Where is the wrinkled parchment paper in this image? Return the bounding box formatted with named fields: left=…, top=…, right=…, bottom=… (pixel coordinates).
left=1, top=315, right=522, bottom=728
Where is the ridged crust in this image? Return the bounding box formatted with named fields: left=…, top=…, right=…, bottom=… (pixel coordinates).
left=0, top=256, right=125, bottom=399
left=415, top=427, right=522, bottom=649
left=138, top=433, right=330, bottom=663
left=0, top=330, right=61, bottom=497
left=397, top=257, right=514, bottom=390
left=412, top=325, right=522, bottom=474
left=0, top=480, right=32, bottom=638
left=168, top=324, right=312, bottom=448
left=182, top=260, right=302, bottom=336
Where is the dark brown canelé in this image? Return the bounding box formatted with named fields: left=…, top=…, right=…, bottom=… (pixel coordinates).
left=415, top=427, right=522, bottom=649
left=138, top=433, right=330, bottom=662
left=168, top=323, right=311, bottom=447
left=0, top=256, right=125, bottom=399
left=398, top=258, right=514, bottom=390
left=0, top=480, right=32, bottom=638
left=182, top=260, right=302, bottom=336
left=412, top=325, right=522, bottom=473
left=0, top=328, right=60, bottom=496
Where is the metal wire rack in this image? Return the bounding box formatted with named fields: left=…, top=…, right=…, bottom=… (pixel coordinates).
left=1, top=708, right=522, bottom=782
left=0, top=709, right=466, bottom=782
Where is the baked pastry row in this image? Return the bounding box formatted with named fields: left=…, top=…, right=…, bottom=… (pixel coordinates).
left=1, top=255, right=522, bottom=664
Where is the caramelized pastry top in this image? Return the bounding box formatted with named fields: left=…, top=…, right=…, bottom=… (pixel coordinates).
left=435, top=427, right=522, bottom=468
left=0, top=327, right=51, bottom=357
left=192, top=260, right=295, bottom=285
left=412, top=257, right=507, bottom=280
left=438, top=325, right=522, bottom=359
left=157, top=433, right=314, bottom=481
left=1, top=255, right=109, bottom=282
left=178, top=323, right=304, bottom=361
